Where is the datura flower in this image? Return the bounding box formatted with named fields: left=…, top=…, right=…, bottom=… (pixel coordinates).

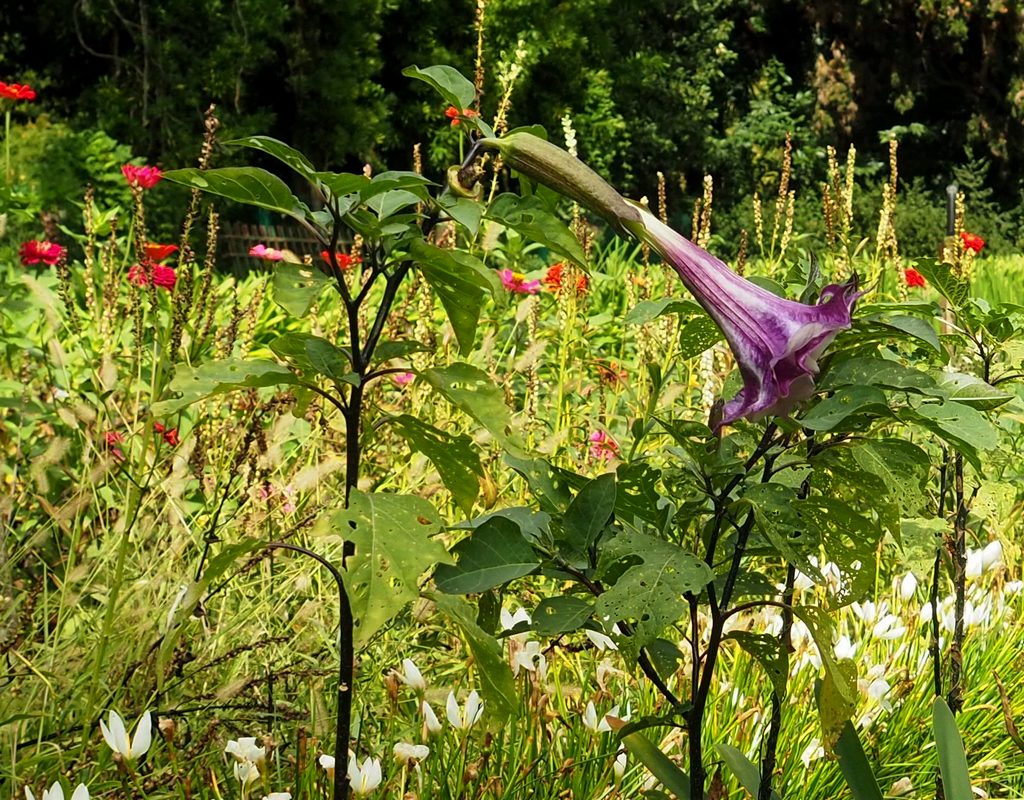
left=99, top=710, right=152, bottom=761
left=468, top=132, right=861, bottom=426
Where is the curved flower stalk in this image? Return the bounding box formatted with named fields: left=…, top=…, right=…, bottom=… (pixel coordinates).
left=468, top=132, right=861, bottom=426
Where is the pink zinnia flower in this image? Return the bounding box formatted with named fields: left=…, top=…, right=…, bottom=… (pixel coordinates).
left=121, top=163, right=163, bottom=189
left=128, top=262, right=177, bottom=291
left=0, top=82, right=36, bottom=101
left=588, top=430, right=619, bottom=461
left=19, top=240, right=65, bottom=266
left=393, top=372, right=415, bottom=387
left=499, top=269, right=541, bottom=295
left=249, top=243, right=285, bottom=261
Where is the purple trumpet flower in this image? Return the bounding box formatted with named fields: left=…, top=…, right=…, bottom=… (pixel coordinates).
left=461, top=132, right=861, bottom=426
left=625, top=205, right=861, bottom=426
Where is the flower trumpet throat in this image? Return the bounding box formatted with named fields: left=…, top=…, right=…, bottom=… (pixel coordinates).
left=464, top=131, right=860, bottom=425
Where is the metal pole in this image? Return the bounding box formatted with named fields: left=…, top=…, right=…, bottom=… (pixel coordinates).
left=945, top=183, right=958, bottom=236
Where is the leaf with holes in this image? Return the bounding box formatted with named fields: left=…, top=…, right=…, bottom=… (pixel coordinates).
left=532, top=596, right=594, bottom=636
left=389, top=414, right=482, bottom=515
left=270, top=333, right=354, bottom=385
left=434, top=516, right=539, bottom=594
left=725, top=631, right=788, bottom=699
left=422, top=363, right=522, bottom=451
left=272, top=262, right=333, bottom=317
left=818, top=658, right=858, bottom=751
left=800, top=386, right=890, bottom=431
left=504, top=455, right=575, bottom=515
left=319, top=492, right=450, bottom=647
left=793, top=605, right=856, bottom=705
left=800, top=498, right=882, bottom=608
left=902, top=401, right=997, bottom=471
left=740, top=483, right=822, bottom=581
left=595, top=530, right=714, bottom=659
left=678, top=314, right=725, bottom=360
left=152, top=359, right=299, bottom=415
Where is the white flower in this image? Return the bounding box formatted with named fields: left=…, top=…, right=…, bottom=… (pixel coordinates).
left=866, top=678, right=890, bottom=702
left=834, top=635, right=856, bottom=660
left=585, top=628, right=618, bottom=652
left=25, top=784, right=89, bottom=800
left=499, top=607, right=531, bottom=632
left=966, top=549, right=984, bottom=579
left=398, top=658, right=426, bottom=692
left=872, top=614, right=907, bottom=640
left=851, top=600, right=878, bottom=624
left=347, top=756, right=382, bottom=796
left=263, top=794, right=292, bottom=800
left=899, top=572, right=918, bottom=602
left=583, top=701, right=626, bottom=733
left=446, top=690, right=484, bottom=730
left=225, top=737, right=267, bottom=763
left=512, top=640, right=547, bottom=678
left=596, top=658, right=623, bottom=689
left=393, top=742, right=430, bottom=763
left=793, top=570, right=815, bottom=592
left=613, top=750, right=627, bottom=783
left=1004, top=580, right=1023, bottom=595
left=920, top=602, right=934, bottom=623
left=800, top=740, right=824, bottom=768
left=889, top=777, right=914, bottom=796
left=420, top=700, right=442, bottom=735
left=100, top=710, right=152, bottom=761
left=234, top=760, right=260, bottom=786
left=981, top=540, right=1003, bottom=571
left=319, top=754, right=336, bottom=774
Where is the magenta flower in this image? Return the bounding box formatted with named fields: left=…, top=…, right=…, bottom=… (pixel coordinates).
left=588, top=430, right=619, bottom=461
left=499, top=269, right=541, bottom=295
left=392, top=372, right=415, bottom=387
left=625, top=206, right=860, bottom=426
left=249, top=243, right=285, bottom=261
left=121, top=164, right=163, bottom=189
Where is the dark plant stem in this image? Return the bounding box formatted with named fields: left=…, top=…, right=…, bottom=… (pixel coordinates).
left=759, top=563, right=796, bottom=799
left=947, top=452, right=977, bottom=715
left=265, top=542, right=354, bottom=800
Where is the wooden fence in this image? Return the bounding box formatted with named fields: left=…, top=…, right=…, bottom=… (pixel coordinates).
left=219, top=221, right=350, bottom=274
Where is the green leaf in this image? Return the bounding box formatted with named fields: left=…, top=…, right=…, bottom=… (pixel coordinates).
left=402, top=64, right=476, bottom=109
left=618, top=729, right=691, bottom=800
left=360, top=170, right=433, bottom=202
left=222, top=136, right=320, bottom=185
left=411, top=239, right=499, bottom=356
left=319, top=491, right=449, bottom=646
left=834, top=722, right=885, bottom=800
left=871, top=314, right=942, bottom=353
left=915, top=259, right=970, bottom=308
left=850, top=439, right=931, bottom=520
left=725, top=632, right=788, bottom=700
left=162, top=167, right=310, bottom=225
left=315, top=171, right=372, bottom=198
left=561, top=473, right=616, bottom=553
left=486, top=193, right=586, bottom=266
left=532, top=596, right=595, bottom=636
left=272, top=262, right=333, bottom=317
left=152, top=358, right=298, bottom=415
left=434, top=516, right=539, bottom=593
left=933, top=371, right=1013, bottom=410
left=715, top=744, right=781, bottom=800
left=800, top=386, right=889, bottom=431
left=389, top=414, right=482, bottom=515
left=438, top=194, right=483, bottom=236
left=792, top=605, right=856, bottom=705
left=422, top=363, right=520, bottom=451
left=799, top=499, right=883, bottom=608
left=903, top=401, right=998, bottom=471
left=899, top=517, right=946, bottom=575
left=373, top=339, right=432, bottom=362
left=624, top=298, right=692, bottom=325
left=504, top=455, right=575, bottom=515
left=821, top=356, right=939, bottom=394
left=933, top=697, right=973, bottom=800
left=741, top=484, right=822, bottom=580
left=678, top=315, right=725, bottom=360
left=430, top=593, right=518, bottom=724
left=596, top=530, right=715, bottom=659
left=817, top=658, right=858, bottom=751
left=270, top=333, right=353, bottom=384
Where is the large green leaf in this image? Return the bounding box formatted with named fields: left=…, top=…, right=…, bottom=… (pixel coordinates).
left=402, top=64, right=476, bottom=110
left=624, top=298, right=692, bottom=325
left=800, top=386, right=889, bottom=431
left=532, top=596, right=594, bottom=636
left=933, top=697, right=973, bottom=800
left=616, top=728, right=691, bottom=800
left=504, top=455, right=575, bottom=515
left=799, top=499, right=882, bottom=608
left=715, top=744, right=781, bottom=800
left=820, top=356, right=939, bottom=394
left=933, top=371, right=1013, bottom=410
left=915, top=259, right=969, bottom=308
left=270, top=332, right=354, bottom=384
left=389, top=414, right=482, bottom=515
left=430, top=593, right=517, bottom=724
left=678, top=315, right=725, bottom=360
left=411, top=239, right=499, bottom=356
left=319, top=491, right=449, bottom=646
left=163, top=167, right=310, bottom=224
left=792, top=606, right=857, bottom=705
left=741, top=484, right=822, bottom=581
left=725, top=632, right=788, bottom=699
left=434, top=516, right=539, bottom=594
left=596, top=530, right=714, bottom=658
left=152, top=359, right=299, bottom=415
left=486, top=193, right=586, bottom=266
left=834, top=722, right=884, bottom=800
left=817, top=658, right=858, bottom=751
left=561, top=473, right=616, bottom=553
left=222, top=135, right=320, bottom=185
left=272, top=262, right=333, bottom=317
left=850, top=439, right=931, bottom=520
left=903, top=401, right=998, bottom=471
left=422, top=363, right=520, bottom=451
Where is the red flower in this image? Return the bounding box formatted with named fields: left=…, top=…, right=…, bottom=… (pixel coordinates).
left=904, top=267, right=927, bottom=288
left=320, top=250, right=362, bottom=270
left=128, top=262, right=177, bottom=291
left=19, top=240, right=65, bottom=266
left=121, top=164, right=163, bottom=189
left=0, top=82, right=37, bottom=101
left=144, top=243, right=178, bottom=262
left=575, top=273, right=590, bottom=297
left=153, top=422, right=180, bottom=447
left=445, top=106, right=480, bottom=127
left=960, top=231, right=985, bottom=254
left=543, top=263, right=564, bottom=292
left=104, top=430, right=125, bottom=461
